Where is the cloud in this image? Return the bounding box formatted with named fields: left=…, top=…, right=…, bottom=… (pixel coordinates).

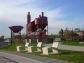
left=0, top=0, right=83, bottom=37
left=0, top=5, right=63, bottom=36
left=0, top=0, right=35, bottom=6
left=0, top=0, right=72, bottom=35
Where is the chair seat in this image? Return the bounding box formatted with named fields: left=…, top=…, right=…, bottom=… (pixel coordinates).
left=51, top=47, right=58, bottom=49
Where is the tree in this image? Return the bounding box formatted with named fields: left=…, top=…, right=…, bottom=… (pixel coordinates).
left=63, top=28, right=72, bottom=40
left=71, top=30, right=79, bottom=40
left=63, top=28, right=79, bottom=41
left=0, top=36, right=4, bottom=41
left=59, top=28, right=64, bottom=41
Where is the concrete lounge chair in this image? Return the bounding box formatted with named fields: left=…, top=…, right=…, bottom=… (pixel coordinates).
left=35, top=42, right=42, bottom=52
left=27, top=42, right=42, bottom=53
left=16, top=39, right=30, bottom=52
left=42, top=42, right=59, bottom=55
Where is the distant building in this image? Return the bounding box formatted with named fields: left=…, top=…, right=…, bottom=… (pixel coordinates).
left=0, top=37, right=10, bottom=48
left=74, top=28, right=80, bottom=32
left=78, top=31, right=84, bottom=37
left=74, top=28, right=84, bottom=41
left=74, top=28, right=84, bottom=37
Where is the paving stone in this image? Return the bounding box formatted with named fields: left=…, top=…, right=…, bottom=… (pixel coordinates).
left=0, top=51, right=71, bottom=63
left=0, top=56, right=18, bottom=63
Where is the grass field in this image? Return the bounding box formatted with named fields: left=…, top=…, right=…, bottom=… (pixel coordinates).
left=0, top=42, right=84, bottom=63
left=63, top=40, right=84, bottom=46
left=20, top=48, right=84, bottom=63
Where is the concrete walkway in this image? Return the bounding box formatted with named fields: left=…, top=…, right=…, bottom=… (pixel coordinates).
left=0, top=51, right=70, bottom=63
left=45, top=44, right=84, bottom=52
left=59, top=45, right=84, bottom=52
left=0, top=52, right=43, bottom=63
left=0, top=56, right=18, bottom=63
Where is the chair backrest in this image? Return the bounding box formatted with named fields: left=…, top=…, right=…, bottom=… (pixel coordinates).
left=29, top=39, right=31, bottom=43
left=25, top=39, right=29, bottom=47
left=52, top=42, right=59, bottom=48
left=25, top=39, right=27, bottom=43
left=37, top=42, right=42, bottom=47
left=25, top=42, right=29, bottom=47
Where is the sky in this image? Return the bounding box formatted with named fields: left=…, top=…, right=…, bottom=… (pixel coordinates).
left=0, top=0, right=84, bottom=37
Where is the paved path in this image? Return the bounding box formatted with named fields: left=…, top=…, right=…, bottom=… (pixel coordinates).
left=45, top=44, right=84, bottom=52
left=59, top=45, right=84, bottom=52
left=0, top=51, right=70, bottom=63
left=0, top=52, right=43, bottom=63
left=0, top=56, right=18, bottom=63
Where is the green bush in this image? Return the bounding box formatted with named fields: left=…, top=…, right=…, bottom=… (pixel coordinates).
left=46, top=38, right=53, bottom=44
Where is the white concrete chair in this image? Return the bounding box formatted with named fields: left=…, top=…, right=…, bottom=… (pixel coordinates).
left=35, top=42, right=42, bottom=52
left=27, top=42, right=42, bottom=53
left=42, top=42, right=59, bottom=55
left=16, top=39, right=30, bottom=52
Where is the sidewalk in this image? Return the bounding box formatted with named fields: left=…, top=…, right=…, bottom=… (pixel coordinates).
left=0, top=52, right=43, bottom=63
left=0, top=51, right=70, bottom=63
left=45, top=44, right=84, bottom=52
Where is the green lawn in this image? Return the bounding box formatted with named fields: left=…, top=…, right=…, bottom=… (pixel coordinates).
left=46, top=51, right=84, bottom=63
left=0, top=44, right=17, bottom=51
left=0, top=43, right=84, bottom=63
left=22, top=48, right=84, bottom=63
left=63, top=40, right=84, bottom=46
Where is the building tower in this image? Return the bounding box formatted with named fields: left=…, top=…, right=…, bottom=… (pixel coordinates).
left=26, top=12, right=31, bottom=37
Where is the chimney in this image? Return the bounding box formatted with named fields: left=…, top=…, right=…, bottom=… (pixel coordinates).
left=27, top=12, right=31, bottom=24
left=42, top=12, right=44, bottom=17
